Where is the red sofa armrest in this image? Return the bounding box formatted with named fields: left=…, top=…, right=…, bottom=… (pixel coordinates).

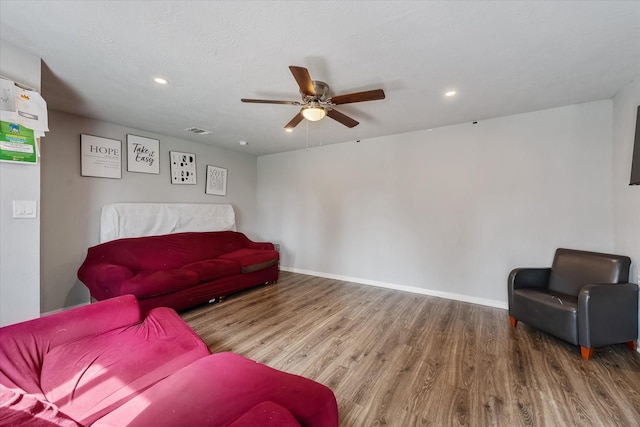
left=77, top=263, right=134, bottom=300
left=247, top=241, right=275, bottom=251
left=0, top=295, right=141, bottom=394
left=235, top=232, right=275, bottom=251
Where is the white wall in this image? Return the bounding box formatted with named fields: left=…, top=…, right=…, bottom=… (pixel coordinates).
left=0, top=40, right=41, bottom=326
left=612, top=76, right=640, bottom=280
left=611, top=76, right=640, bottom=345
left=40, top=110, right=259, bottom=312
left=257, top=101, right=615, bottom=307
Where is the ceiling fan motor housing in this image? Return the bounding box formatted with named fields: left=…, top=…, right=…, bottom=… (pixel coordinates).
left=301, top=81, right=331, bottom=121
left=305, top=81, right=330, bottom=101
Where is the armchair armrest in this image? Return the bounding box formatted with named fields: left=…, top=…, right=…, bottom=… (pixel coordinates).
left=578, top=283, right=639, bottom=348
left=508, top=268, right=551, bottom=291
left=508, top=268, right=551, bottom=313
left=77, top=263, right=134, bottom=300
left=508, top=268, right=551, bottom=301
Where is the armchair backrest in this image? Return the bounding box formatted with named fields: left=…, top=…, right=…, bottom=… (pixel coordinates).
left=548, top=248, right=631, bottom=296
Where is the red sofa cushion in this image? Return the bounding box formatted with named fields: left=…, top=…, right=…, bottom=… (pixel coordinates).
left=39, top=307, right=210, bottom=425
left=120, top=269, right=200, bottom=298
left=219, top=248, right=279, bottom=273
left=92, top=353, right=338, bottom=427
left=0, top=295, right=142, bottom=397
left=182, top=258, right=241, bottom=281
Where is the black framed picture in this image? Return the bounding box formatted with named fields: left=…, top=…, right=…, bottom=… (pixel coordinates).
left=127, top=134, right=159, bottom=174
left=205, top=165, right=228, bottom=195
left=170, top=151, right=196, bottom=184
left=80, top=134, right=121, bottom=179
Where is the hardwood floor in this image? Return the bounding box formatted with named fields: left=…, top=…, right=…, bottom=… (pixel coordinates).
left=181, top=272, right=640, bottom=426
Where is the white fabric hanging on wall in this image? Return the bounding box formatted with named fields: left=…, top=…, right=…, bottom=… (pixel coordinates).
left=100, top=203, right=236, bottom=243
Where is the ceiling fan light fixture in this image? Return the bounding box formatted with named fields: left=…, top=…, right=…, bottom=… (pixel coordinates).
left=302, top=106, right=326, bottom=122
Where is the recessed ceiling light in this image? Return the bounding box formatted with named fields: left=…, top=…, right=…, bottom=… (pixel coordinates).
left=445, top=91, right=456, bottom=97
left=154, top=77, right=168, bottom=85
left=239, top=140, right=248, bottom=146
left=285, top=128, right=293, bottom=133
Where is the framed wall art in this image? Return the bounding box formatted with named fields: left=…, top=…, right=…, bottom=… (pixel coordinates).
left=170, top=151, right=196, bottom=184
left=127, top=134, right=159, bottom=174
left=205, top=165, right=228, bottom=196
left=80, top=134, right=121, bottom=179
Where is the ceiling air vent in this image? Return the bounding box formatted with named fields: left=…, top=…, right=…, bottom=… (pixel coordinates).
left=184, top=127, right=210, bottom=135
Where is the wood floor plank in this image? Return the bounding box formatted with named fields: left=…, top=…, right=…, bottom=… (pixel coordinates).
left=181, top=271, right=640, bottom=426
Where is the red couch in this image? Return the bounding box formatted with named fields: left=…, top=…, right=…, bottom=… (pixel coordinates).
left=0, top=295, right=339, bottom=426
left=78, top=231, right=279, bottom=313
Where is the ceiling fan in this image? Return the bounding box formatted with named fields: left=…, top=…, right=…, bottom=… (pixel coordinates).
left=241, top=66, right=385, bottom=129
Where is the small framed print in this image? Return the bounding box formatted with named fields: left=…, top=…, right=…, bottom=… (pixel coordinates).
left=127, top=134, right=159, bottom=174
left=170, top=151, right=196, bottom=184
left=206, top=165, right=228, bottom=196
left=80, top=134, right=121, bottom=179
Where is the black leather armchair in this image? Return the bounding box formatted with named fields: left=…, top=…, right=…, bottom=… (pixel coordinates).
left=508, top=248, right=638, bottom=359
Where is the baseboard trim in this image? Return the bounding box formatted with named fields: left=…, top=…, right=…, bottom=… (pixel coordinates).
left=280, top=267, right=508, bottom=310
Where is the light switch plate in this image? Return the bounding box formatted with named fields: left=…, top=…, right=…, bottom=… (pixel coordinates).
left=13, top=200, right=37, bottom=219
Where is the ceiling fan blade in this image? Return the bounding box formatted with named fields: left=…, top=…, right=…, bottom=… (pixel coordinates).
left=330, top=89, right=385, bottom=105
left=289, top=66, right=316, bottom=97
left=327, top=109, right=359, bottom=128
left=241, top=98, right=299, bottom=105
left=284, top=111, right=305, bottom=129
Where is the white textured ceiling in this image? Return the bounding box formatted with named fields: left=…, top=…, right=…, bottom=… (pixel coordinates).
left=1, top=1, right=639, bottom=156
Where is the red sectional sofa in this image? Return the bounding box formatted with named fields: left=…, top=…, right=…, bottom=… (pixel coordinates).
left=77, top=231, right=279, bottom=313
left=0, top=295, right=339, bottom=426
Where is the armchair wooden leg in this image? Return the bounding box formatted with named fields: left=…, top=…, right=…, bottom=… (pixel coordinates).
left=509, top=316, right=518, bottom=328
left=626, top=340, right=637, bottom=352
left=580, top=346, right=594, bottom=360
